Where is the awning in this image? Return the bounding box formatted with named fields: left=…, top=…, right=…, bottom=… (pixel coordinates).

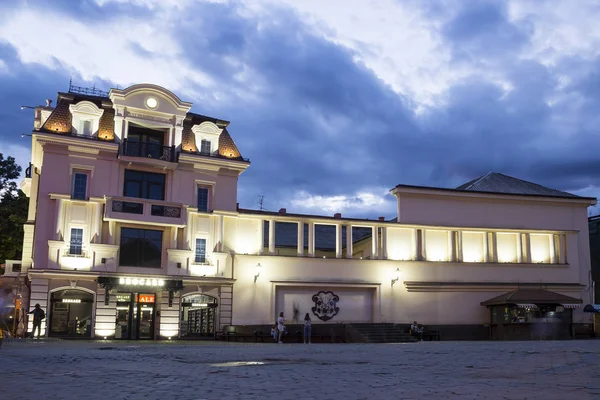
left=481, top=288, right=583, bottom=307
left=516, top=304, right=537, bottom=309
left=584, top=304, right=600, bottom=313
left=561, top=304, right=581, bottom=309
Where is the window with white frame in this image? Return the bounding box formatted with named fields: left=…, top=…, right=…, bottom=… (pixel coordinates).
left=496, top=232, right=519, bottom=263
left=80, top=120, right=92, bottom=136
left=69, top=228, right=84, bottom=256
left=530, top=233, right=553, bottom=263
left=425, top=230, right=450, bottom=261
left=200, top=139, right=211, bottom=154
left=72, top=172, right=88, bottom=200
left=195, top=238, right=207, bottom=263
left=461, top=231, right=486, bottom=262
left=197, top=187, right=210, bottom=212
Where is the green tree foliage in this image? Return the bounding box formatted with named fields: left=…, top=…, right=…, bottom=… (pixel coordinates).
left=0, top=153, right=29, bottom=271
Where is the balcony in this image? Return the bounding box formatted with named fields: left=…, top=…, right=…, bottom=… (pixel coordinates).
left=119, top=139, right=176, bottom=162
left=105, top=196, right=187, bottom=227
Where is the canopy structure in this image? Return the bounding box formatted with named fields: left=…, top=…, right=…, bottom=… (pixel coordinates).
left=481, top=288, right=583, bottom=307
left=584, top=304, right=600, bottom=313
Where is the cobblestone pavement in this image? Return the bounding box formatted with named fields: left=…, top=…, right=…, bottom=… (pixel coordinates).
left=1, top=339, right=599, bottom=400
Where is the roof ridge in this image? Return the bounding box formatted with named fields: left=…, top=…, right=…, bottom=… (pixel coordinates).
left=462, top=171, right=493, bottom=190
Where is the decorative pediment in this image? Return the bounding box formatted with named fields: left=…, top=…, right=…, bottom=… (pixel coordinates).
left=191, top=122, right=223, bottom=154
left=69, top=101, right=104, bottom=117
left=109, top=84, right=192, bottom=115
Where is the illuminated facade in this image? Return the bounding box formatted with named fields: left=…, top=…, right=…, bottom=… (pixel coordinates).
left=5, top=83, right=596, bottom=340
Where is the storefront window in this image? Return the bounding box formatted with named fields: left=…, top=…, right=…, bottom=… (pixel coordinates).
left=49, top=289, right=94, bottom=337
left=180, top=294, right=217, bottom=338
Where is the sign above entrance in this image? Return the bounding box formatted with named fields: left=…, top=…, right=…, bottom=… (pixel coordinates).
left=119, top=277, right=165, bottom=287
left=98, top=277, right=184, bottom=291
left=138, top=294, right=155, bottom=303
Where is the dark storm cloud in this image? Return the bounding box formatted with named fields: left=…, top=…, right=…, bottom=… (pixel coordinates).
left=1, top=0, right=599, bottom=217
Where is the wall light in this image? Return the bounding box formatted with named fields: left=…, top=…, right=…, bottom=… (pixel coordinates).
left=254, top=263, right=262, bottom=283
left=391, top=268, right=401, bottom=286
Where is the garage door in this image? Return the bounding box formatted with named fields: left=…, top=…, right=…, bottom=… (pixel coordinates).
left=275, top=286, right=375, bottom=323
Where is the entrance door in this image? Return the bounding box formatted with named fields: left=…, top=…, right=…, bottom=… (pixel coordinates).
left=180, top=294, right=217, bottom=338
left=115, top=293, right=155, bottom=340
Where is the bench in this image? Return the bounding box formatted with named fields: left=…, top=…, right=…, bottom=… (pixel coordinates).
left=423, top=330, right=440, bottom=341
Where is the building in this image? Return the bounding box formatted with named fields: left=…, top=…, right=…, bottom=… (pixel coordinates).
left=3, top=83, right=596, bottom=341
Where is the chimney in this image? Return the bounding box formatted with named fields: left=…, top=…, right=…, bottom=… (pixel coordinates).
left=378, top=217, right=385, bottom=221
left=45, top=99, right=53, bottom=107
left=278, top=208, right=286, bottom=214
left=334, top=213, right=342, bottom=219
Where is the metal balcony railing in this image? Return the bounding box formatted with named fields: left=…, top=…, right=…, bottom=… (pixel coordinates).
left=120, top=139, right=176, bottom=162
left=110, top=198, right=183, bottom=220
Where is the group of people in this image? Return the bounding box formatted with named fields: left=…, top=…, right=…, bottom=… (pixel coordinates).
left=270, top=312, right=312, bottom=344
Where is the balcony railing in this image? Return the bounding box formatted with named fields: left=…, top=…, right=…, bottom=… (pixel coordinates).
left=180, top=148, right=250, bottom=163
left=106, top=196, right=186, bottom=225
left=120, top=139, right=176, bottom=162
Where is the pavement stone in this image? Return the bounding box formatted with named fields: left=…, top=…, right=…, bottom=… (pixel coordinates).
left=1, top=340, right=599, bottom=399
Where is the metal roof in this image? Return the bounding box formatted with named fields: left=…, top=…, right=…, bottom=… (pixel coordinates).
left=456, top=172, right=578, bottom=198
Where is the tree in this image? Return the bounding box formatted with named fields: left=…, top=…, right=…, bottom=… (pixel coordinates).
left=0, top=154, right=29, bottom=271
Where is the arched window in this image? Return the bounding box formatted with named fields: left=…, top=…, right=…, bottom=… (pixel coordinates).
left=49, top=289, right=94, bottom=338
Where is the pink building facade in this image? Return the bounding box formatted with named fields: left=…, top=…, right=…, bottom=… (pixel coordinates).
left=5, top=83, right=596, bottom=341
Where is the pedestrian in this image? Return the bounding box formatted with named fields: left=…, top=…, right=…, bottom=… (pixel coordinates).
left=303, top=313, right=312, bottom=344
left=29, top=304, right=45, bottom=339
left=410, top=320, right=423, bottom=341
left=270, top=322, right=278, bottom=343
left=277, top=312, right=285, bottom=343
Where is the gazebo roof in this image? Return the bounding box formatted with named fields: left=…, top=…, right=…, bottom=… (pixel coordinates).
left=480, top=288, right=583, bottom=307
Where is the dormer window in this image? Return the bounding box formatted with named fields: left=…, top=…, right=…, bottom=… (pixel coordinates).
left=80, top=120, right=92, bottom=136
left=200, top=139, right=211, bottom=154
left=69, top=101, right=104, bottom=138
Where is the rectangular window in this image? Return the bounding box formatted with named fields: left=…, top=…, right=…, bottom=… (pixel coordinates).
left=530, top=233, right=552, bottom=263
left=197, top=187, right=209, bottom=212
left=119, top=228, right=163, bottom=268
left=200, top=139, right=211, bottom=154
left=124, top=170, right=166, bottom=200
left=461, top=232, right=486, bottom=262
left=195, top=238, right=207, bottom=263
left=497, top=233, right=519, bottom=263
left=425, top=230, right=449, bottom=262
left=69, top=228, right=83, bottom=255
left=82, top=120, right=92, bottom=136
left=72, top=172, right=88, bottom=200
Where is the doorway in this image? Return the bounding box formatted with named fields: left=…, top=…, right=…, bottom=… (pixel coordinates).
left=115, top=293, right=155, bottom=340
left=180, top=294, right=217, bottom=338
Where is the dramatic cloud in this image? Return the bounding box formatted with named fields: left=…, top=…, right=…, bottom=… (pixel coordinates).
left=1, top=0, right=600, bottom=218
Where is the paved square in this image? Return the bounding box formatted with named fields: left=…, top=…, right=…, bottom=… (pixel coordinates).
left=1, top=340, right=599, bottom=399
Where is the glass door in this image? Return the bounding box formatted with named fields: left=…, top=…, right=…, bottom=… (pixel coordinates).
left=115, top=293, right=133, bottom=340
left=137, top=294, right=155, bottom=340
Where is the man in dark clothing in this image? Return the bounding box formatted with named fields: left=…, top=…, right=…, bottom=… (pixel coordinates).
left=29, top=304, right=45, bottom=339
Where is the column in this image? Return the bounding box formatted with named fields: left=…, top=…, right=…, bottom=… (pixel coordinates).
left=482, top=232, right=489, bottom=262
left=558, top=234, right=566, bottom=264
left=346, top=224, right=353, bottom=259
left=381, top=226, right=388, bottom=260
left=216, top=215, right=224, bottom=252
left=335, top=224, right=342, bottom=259
left=184, top=210, right=194, bottom=250
left=257, top=219, right=264, bottom=255
left=447, top=231, right=455, bottom=262
left=55, top=198, right=64, bottom=241
left=419, top=229, right=426, bottom=261
left=297, top=222, right=304, bottom=257
left=490, top=232, right=498, bottom=263
left=455, top=231, right=462, bottom=262
left=308, top=222, right=315, bottom=257
left=372, top=226, right=379, bottom=259
left=522, top=233, right=531, bottom=263
left=171, top=227, right=178, bottom=249
left=107, top=221, right=116, bottom=245
left=516, top=233, right=523, bottom=263
left=268, top=219, right=275, bottom=255
left=93, top=202, right=103, bottom=243
left=550, top=234, right=557, bottom=264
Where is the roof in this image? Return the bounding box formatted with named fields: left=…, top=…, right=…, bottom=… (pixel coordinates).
left=394, top=172, right=596, bottom=201
left=480, top=288, right=583, bottom=307
left=37, top=88, right=244, bottom=159
left=583, top=304, right=600, bottom=313
left=456, top=172, right=578, bottom=198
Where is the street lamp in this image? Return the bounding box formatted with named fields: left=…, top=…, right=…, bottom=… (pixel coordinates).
left=21, top=105, right=35, bottom=110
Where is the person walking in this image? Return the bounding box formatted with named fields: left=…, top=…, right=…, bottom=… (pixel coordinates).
left=303, top=313, right=312, bottom=344
left=29, top=304, right=45, bottom=339
left=277, top=312, right=285, bottom=343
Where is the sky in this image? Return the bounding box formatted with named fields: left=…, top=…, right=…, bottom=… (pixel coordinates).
left=1, top=0, right=600, bottom=218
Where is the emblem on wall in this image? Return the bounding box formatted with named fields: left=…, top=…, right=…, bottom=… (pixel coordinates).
left=311, top=291, right=340, bottom=321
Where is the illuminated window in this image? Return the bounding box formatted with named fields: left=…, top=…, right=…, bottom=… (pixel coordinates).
left=530, top=234, right=553, bottom=263
left=462, top=232, right=486, bottom=262
left=69, top=228, right=83, bottom=256
left=425, top=230, right=449, bottom=261
left=497, top=233, right=519, bottom=263
left=195, top=238, right=207, bottom=263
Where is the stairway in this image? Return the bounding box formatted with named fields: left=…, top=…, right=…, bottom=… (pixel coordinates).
left=348, top=323, right=418, bottom=343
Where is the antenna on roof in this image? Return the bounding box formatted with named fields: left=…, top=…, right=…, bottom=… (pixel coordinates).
left=257, top=195, right=265, bottom=211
